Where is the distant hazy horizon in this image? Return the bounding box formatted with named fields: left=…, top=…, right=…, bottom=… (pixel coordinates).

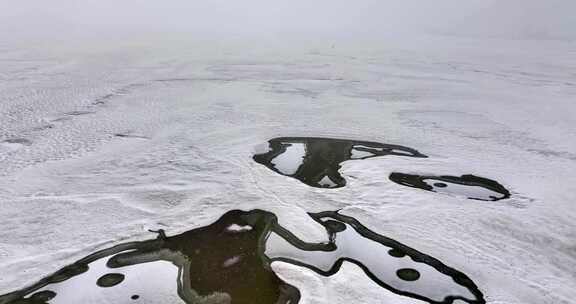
left=1, top=0, right=575, bottom=41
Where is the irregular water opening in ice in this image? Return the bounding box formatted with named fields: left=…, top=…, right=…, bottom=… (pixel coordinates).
left=267, top=211, right=485, bottom=304
left=0, top=210, right=485, bottom=304
left=389, top=173, right=510, bottom=201
left=253, top=137, right=427, bottom=188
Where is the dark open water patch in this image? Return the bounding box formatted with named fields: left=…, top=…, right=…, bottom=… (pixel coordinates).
left=253, top=137, right=427, bottom=188
left=113, top=133, right=149, bottom=139
left=397, top=268, right=421, bottom=281
left=0, top=210, right=484, bottom=304
left=2, top=138, right=32, bottom=146
left=96, top=273, right=125, bottom=288
left=389, top=173, right=510, bottom=201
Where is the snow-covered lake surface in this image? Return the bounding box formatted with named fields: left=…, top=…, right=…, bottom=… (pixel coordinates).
left=0, top=34, right=575, bottom=304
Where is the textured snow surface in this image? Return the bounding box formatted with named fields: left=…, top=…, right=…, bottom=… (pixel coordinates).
left=0, top=35, right=575, bottom=304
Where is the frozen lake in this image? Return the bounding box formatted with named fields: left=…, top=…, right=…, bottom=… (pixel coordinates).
left=0, top=34, right=575, bottom=304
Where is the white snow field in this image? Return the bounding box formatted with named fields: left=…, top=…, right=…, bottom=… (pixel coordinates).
left=0, top=34, right=575, bottom=304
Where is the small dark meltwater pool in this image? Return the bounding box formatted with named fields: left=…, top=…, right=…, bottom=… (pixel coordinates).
left=0, top=210, right=485, bottom=304
left=253, top=137, right=427, bottom=188
left=389, top=173, right=510, bottom=201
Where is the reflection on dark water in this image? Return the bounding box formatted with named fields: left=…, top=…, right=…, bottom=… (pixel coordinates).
left=0, top=210, right=485, bottom=304
left=253, top=137, right=427, bottom=188
left=389, top=173, right=510, bottom=201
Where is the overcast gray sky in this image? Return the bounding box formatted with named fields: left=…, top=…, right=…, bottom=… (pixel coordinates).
left=1, top=0, right=574, bottom=40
